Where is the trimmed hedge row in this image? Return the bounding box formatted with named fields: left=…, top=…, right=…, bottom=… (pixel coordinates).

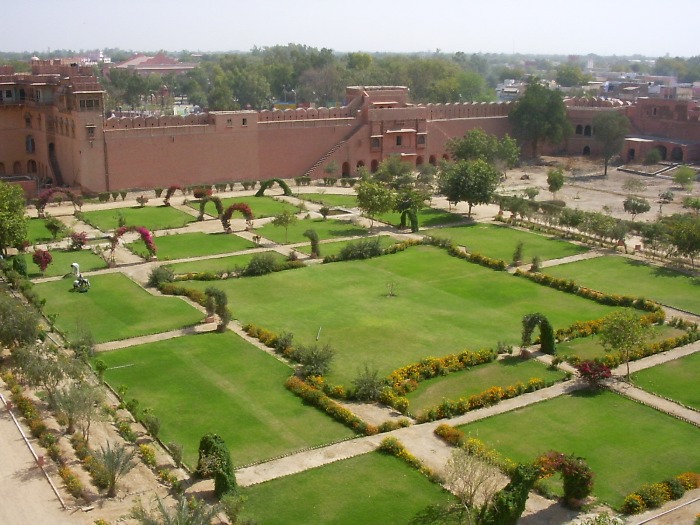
left=378, top=436, right=438, bottom=481
left=415, top=377, right=561, bottom=423
left=622, top=473, right=700, bottom=514
left=434, top=424, right=517, bottom=473
left=285, top=376, right=377, bottom=436
left=423, top=235, right=508, bottom=271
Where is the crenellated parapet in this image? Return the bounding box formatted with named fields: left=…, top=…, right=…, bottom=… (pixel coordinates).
left=422, top=101, right=514, bottom=120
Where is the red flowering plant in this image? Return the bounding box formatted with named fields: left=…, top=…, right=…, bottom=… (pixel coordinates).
left=575, top=360, right=611, bottom=389
left=32, top=249, right=53, bottom=273
left=111, top=226, right=157, bottom=260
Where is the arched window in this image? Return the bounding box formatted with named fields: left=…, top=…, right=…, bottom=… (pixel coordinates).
left=575, top=125, right=583, bottom=135
left=356, top=160, right=365, bottom=169
left=582, top=146, right=591, bottom=156
left=416, top=156, right=424, bottom=166
left=584, top=125, right=592, bottom=136
left=371, top=159, right=379, bottom=173
left=671, top=147, right=683, bottom=162
left=26, top=135, right=35, bottom=153
left=429, top=155, right=437, bottom=166
left=27, top=160, right=37, bottom=173
left=342, top=162, right=350, bottom=177
left=13, top=161, right=22, bottom=174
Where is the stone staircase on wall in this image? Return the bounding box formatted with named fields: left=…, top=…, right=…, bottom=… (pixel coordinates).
left=302, top=140, right=347, bottom=178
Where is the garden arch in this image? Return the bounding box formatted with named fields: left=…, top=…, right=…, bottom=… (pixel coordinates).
left=111, top=226, right=157, bottom=262
left=205, top=287, right=229, bottom=332
left=221, top=203, right=253, bottom=233
left=255, top=178, right=293, bottom=197
left=198, top=195, right=224, bottom=221
left=399, top=209, right=419, bottom=232
left=521, top=312, right=556, bottom=354
left=37, top=187, right=78, bottom=216
left=163, top=185, right=182, bottom=206
left=535, top=451, right=594, bottom=507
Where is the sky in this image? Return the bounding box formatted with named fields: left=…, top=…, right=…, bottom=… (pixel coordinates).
left=5, top=0, right=696, bottom=58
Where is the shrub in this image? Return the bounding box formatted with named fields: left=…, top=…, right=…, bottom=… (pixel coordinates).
left=575, top=360, right=611, bottom=388
left=119, top=190, right=127, bottom=200
left=136, top=194, right=149, bottom=207
left=32, top=249, right=52, bottom=273
left=295, top=343, right=335, bottom=378
left=242, top=252, right=278, bottom=276
left=59, top=465, right=84, bottom=498
left=636, top=483, right=671, bottom=509
left=140, top=412, right=161, bottom=438
left=621, top=493, right=646, bottom=514
left=70, top=231, right=89, bottom=250
left=154, top=187, right=164, bottom=198
left=98, top=192, right=110, bottom=203
left=167, top=441, right=184, bottom=467
left=337, top=238, right=383, bottom=261
left=139, top=444, right=157, bottom=468
left=677, top=472, right=700, bottom=490
left=12, top=254, right=27, bottom=277
left=663, top=478, right=686, bottom=500
left=148, top=265, right=175, bottom=287
left=351, top=364, right=386, bottom=401
left=644, top=148, right=662, bottom=165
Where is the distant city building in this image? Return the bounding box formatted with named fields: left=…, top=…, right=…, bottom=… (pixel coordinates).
left=113, top=53, right=198, bottom=76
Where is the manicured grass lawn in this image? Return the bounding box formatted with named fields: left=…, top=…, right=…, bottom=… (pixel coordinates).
left=167, top=251, right=286, bottom=275
left=633, top=351, right=700, bottom=410
left=544, top=256, right=700, bottom=314
left=26, top=218, right=68, bottom=243
left=294, top=235, right=398, bottom=257
left=25, top=249, right=107, bottom=278
left=378, top=207, right=464, bottom=228
left=80, top=206, right=196, bottom=232
left=99, top=332, right=353, bottom=467
left=424, top=223, right=588, bottom=262
left=241, top=452, right=454, bottom=525
left=185, top=246, right=621, bottom=386
left=406, top=357, right=567, bottom=415
left=297, top=193, right=358, bottom=208
left=459, top=390, right=700, bottom=508
left=128, top=232, right=255, bottom=260
left=557, top=325, right=687, bottom=361
left=35, top=273, right=202, bottom=343
left=192, top=195, right=298, bottom=219
left=256, top=217, right=367, bottom=244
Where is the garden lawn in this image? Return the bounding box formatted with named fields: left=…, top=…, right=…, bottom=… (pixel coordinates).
left=297, top=193, right=358, bottom=208
left=35, top=273, right=202, bottom=343
left=424, top=223, right=587, bottom=262
left=26, top=217, right=67, bottom=243
left=256, top=217, right=367, bottom=244
left=128, top=232, right=255, bottom=260
left=378, top=207, right=464, bottom=229
left=406, top=357, right=567, bottom=415
left=98, top=332, right=353, bottom=467
left=459, top=390, right=700, bottom=508
left=241, top=451, right=453, bottom=525
left=633, top=351, right=700, bottom=410
left=543, top=256, right=700, bottom=314
left=294, top=235, right=398, bottom=257
left=184, top=246, right=622, bottom=386
left=556, top=325, right=687, bottom=361
left=79, top=205, right=196, bottom=232
left=192, top=195, right=297, bottom=219
left=167, top=251, right=286, bottom=275
left=25, top=249, right=107, bottom=278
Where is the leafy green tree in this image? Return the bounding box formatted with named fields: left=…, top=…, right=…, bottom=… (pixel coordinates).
left=546, top=167, right=565, bottom=198
left=682, top=196, right=700, bottom=214
left=446, top=129, right=519, bottom=172
left=0, top=292, right=39, bottom=349
left=373, top=155, right=414, bottom=189
left=673, top=166, right=696, bottom=192
left=523, top=187, right=539, bottom=201
left=556, top=63, right=586, bottom=87
left=0, top=180, right=28, bottom=256
left=271, top=209, right=298, bottom=243
left=394, top=188, right=428, bottom=231
left=666, top=213, right=700, bottom=268
left=95, top=441, right=137, bottom=497
left=623, top=196, right=651, bottom=220
left=44, top=214, right=66, bottom=240
left=658, top=190, right=674, bottom=214
left=54, top=381, right=104, bottom=440
left=599, top=310, right=652, bottom=380
left=509, top=81, right=572, bottom=157
left=593, top=112, right=630, bottom=176
left=356, top=180, right=395, bottom=231
left=438, top=159, right=501, bottom=217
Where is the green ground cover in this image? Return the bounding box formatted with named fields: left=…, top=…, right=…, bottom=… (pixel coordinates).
left=255, top=217, right=367, bottom=244
left=241, top=451, right=453, bottom=525
left=184, top=246, right=621, bottom=386
left=378, top=207, right=464, bottom=229
left=406, top=357, right=567, bottom=414
left=296, top=193, right=358, bottom=208
left=192, top=195, right=297, bottom=219
left=543, top=256, right=700, bottom=314
left=556, top=325, right=687, bottom=361
left=633, top=351, right=700, bottom=410
left=98, top=332, right=353, bottom=467
left=25, top=249, right=107, bottom=278
left=167, top=251, right=286, bottom=275
left=79, top=206, right=196, bottom=232
left=294, top=235, right=398, bottom=257
left=26, top=217, right=68, bottom=243
left=35, top=273, right=202, bottom=343
left=424, top=223, right=588, bottom=262
left=459, top=390, right=700, bottom=508
left=128, top=232, right=255, bottom=260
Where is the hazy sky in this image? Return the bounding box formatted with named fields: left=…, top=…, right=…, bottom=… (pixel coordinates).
left=6, top=0, right=695, bottom=57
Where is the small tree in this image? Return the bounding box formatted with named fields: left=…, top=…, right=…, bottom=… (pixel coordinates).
left=0, top=293, right=39, bottom=349
left=131, top=496, right=219, bottom=525
left=44, top=214, right=66, bottom=240
left=658, top=190, right=674, bottom=214
left=69, top=231, right=89, bottom=250
left=512, top=241, right=524, bottom=266
left=623, top=196, right=651, bottom=220
left=523, top=187, right=539, bottom=201
left=196, top=433, right=237, bottom=499
left=599, top=310, right=651, bottom=380
left=575, top=360, right=612, bottom=390
left=295, top=343, right=335, bottom=378
left=205, top=287, right=230, bottom=332
left=32, top=249, right=52, bottom=274
left=54, top=381, right=104, bottom=440
left=445, top=448, right=501, bottom=514
left=356, top=180, right=395, bottom=231
left=271, top=209, right=298, bottom=243
left=95, top=441, right=137, bottom=497
left=319, top=206, right=330, bottom=220
left=673, top=166, right=696, bottom=192
left=593, top=111, right=630, bottom=176
left=547, top=167, right=565, bottom=198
